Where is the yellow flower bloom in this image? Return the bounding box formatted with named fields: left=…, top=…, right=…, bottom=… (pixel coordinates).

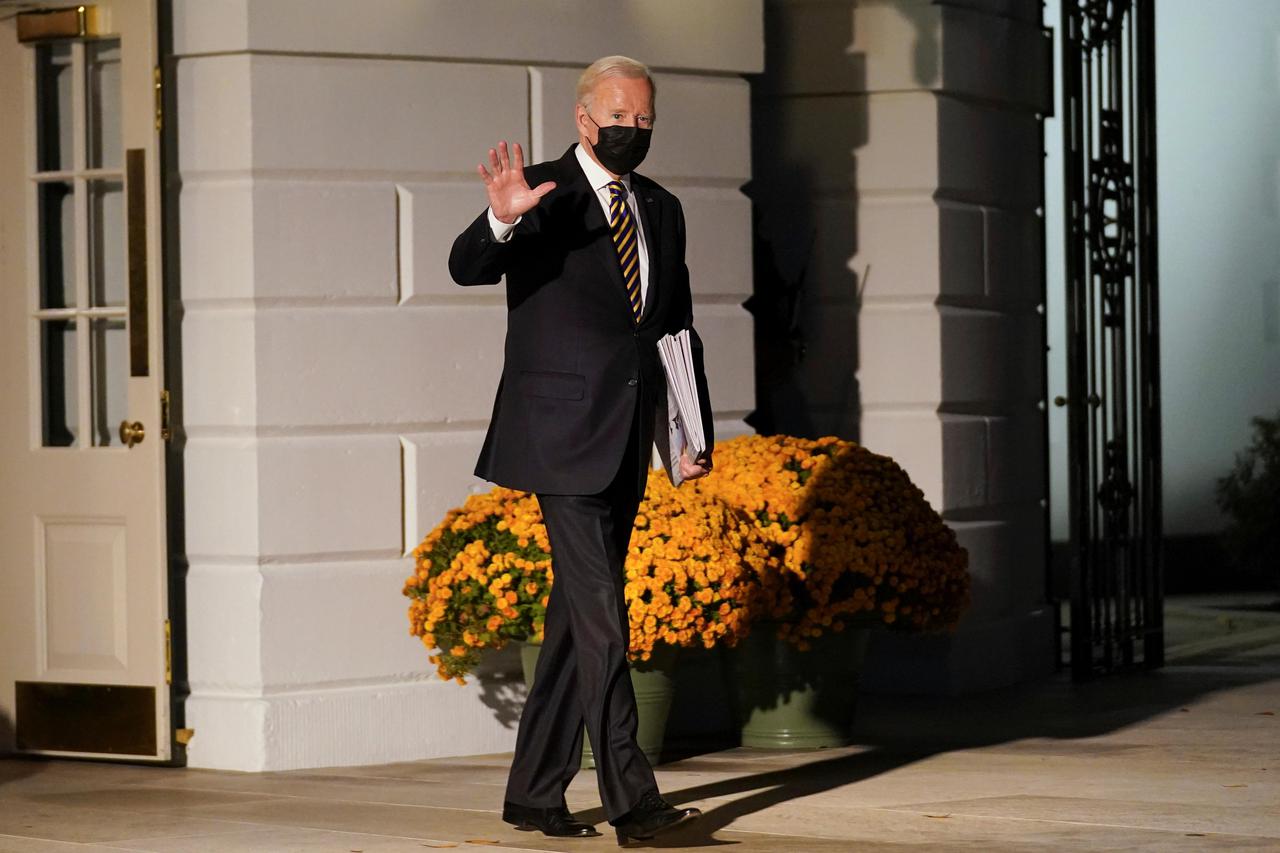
left=403, top=434, right=969, bottom=680
left=689, top=434, right=970, bottom=644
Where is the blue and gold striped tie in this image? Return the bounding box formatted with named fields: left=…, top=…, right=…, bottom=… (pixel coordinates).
left=607, top=180, right=643, bottom=321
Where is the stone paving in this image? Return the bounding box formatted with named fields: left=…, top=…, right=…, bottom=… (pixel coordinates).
left=1, top=594, right=1278, bottom=852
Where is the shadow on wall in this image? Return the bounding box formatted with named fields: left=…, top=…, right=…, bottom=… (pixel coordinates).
left=473, top=645, right=526, bottom=730
left=896, top=0, right=941, bottom=87
left=745, top=0, right=939, bottom=442
left=745, top=0, right=864, bottom=442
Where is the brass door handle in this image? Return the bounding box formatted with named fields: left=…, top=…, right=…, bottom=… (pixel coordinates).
left=119, top=420, right=145, bottom=447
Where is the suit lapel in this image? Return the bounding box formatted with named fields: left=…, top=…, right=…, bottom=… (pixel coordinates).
left=633, top=179, right=662, bottom=325
left=561, top=147, right=640, bottom=320
left=584, top=191, right=634, bottom=315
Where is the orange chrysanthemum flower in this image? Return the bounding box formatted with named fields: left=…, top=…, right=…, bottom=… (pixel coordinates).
left=402, top=470, right=770, bottom=682
left=403, top=434, right=970, bottom=680
left=688, top=434, right=971, bottom=643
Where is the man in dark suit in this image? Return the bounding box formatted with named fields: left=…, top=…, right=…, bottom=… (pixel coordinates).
left=448, top=56, right=714, bottom=845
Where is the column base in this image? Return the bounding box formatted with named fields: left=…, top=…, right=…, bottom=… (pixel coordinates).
left=185, top=676, right=524, bottom=771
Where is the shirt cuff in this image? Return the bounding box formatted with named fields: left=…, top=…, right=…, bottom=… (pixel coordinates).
left=487, top=208, right=521, bottom=243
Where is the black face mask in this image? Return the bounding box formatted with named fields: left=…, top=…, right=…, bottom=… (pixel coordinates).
left=586, top=113, right=652, bottom=176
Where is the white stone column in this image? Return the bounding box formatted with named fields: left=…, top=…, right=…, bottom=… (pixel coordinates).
left=752, top=0, right=1055, bottom=692
left=172, top=0, right=761, bottom=770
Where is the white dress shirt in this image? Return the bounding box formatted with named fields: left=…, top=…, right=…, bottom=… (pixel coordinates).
left=486, top=143, right=650, bottom=313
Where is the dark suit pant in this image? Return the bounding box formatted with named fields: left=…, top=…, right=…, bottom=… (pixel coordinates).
left=503, top=397, right=657, bottom=821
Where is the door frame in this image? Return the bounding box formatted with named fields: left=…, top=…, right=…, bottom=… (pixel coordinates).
left=0, top=0, right=187, bottom=764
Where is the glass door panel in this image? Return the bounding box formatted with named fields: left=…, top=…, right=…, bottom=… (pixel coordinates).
left=40, top=319, right=79, bottom=448
left=35, top=42, right=73, bottom=173
left=32, top=35, right=126, bottom=449
left=90, top=317, right=128, bottom=447
left=37, top=181, right=76, bottom=310
left=86, top=40, right=121, bottom=171
left=89, top=179, right=125, bottom=307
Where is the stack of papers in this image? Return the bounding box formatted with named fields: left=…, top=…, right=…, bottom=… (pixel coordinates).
left=656, top=329, right=706, bottom=485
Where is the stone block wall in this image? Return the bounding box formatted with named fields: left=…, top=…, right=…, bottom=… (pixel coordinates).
left=172, top=0, right=762, bottom=771
left=752, top=0, right=1055, bottom=693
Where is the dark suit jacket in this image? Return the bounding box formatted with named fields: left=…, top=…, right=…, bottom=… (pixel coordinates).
left=448, top=144, right=715, bottom=499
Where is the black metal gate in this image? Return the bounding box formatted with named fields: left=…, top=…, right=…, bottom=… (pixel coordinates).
left=1059, top=0, right=1163, bottom=680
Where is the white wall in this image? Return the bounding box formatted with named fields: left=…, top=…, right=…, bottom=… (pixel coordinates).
left=172, top=0, right=762, bottom=771
left=1045, top=0, right=1280, bottom=539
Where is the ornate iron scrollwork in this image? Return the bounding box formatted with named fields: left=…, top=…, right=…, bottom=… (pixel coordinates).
left=1078, top=0, right=1133, bottom=50
left=1089, top=110, right=1136, bottom=328
left=1061, top=0, right=1162, bottom=680
left=1098, top=440, right=1135, bottom=516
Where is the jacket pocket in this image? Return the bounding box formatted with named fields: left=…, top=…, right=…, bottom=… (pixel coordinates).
left=517, top=369, right=586, bottom=401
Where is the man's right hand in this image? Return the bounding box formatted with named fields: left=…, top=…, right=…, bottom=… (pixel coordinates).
left=479, top=141, right=556, bottom=225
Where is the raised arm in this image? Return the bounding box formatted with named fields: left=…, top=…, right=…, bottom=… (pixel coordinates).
left=448, top=141, right=555, bottom=286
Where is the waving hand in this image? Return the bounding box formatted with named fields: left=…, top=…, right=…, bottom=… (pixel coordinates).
left=480, top=141, right=556, bottom=225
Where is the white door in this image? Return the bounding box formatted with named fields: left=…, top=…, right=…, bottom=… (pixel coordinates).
left=0, top=1, right=173, bottom=761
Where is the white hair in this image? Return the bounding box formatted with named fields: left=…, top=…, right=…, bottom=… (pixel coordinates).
left=576, top=55, right=656, bottom=114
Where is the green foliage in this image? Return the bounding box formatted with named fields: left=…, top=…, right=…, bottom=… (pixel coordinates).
left=1216, top=412, right=1280, bottom=585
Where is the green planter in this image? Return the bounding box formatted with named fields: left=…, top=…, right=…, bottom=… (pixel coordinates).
left=520, top=642, right=678, bottom=769
left=727, top=623, right=873, bottom=749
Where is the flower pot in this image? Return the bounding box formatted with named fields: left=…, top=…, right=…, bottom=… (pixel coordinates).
left=727, top=623, right=872, bottom=749
left=520, top=642, right=678, bottom=769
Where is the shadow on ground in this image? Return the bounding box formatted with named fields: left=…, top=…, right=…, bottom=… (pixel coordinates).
left=570, top=640, right=1280, bottom=847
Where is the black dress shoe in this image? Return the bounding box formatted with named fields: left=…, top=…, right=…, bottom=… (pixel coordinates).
left=612, top=790, right=701, bottom=846
left=501, top=800, right=599, bottom=837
